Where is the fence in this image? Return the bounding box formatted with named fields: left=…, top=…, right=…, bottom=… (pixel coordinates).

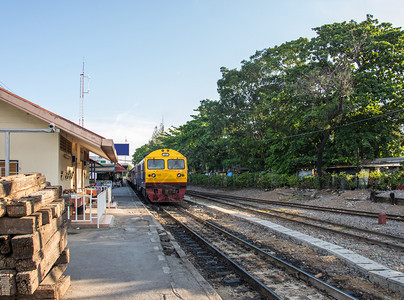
left=95, top=187, right=111, bottom=228
left=68, top=193, right=93, bottom=224
left=68, top=186, right=111, bottom=228
left=96, top=189, right=107, bottom=228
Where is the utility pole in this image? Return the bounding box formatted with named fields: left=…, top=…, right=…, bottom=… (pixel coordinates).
left=79, top=61, right=90, bottom=127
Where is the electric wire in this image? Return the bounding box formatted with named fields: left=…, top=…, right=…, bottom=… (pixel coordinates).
left=264, top=107, right=404, bottom=142
left=0, top=81, right=13, bottom=92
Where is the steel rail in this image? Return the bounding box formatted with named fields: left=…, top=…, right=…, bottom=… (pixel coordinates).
left=187, top=193, right=404, bottom=252
left=173, top=207, right=357, bottom=300
left=187, top=190, right=404, bottom=222
left=194, top=192, right=404, bottom=244
left=162, top=208, right=282, bottom=300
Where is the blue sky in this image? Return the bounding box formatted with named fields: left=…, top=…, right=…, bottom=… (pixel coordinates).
left=1, top=0, right=403, bottom=158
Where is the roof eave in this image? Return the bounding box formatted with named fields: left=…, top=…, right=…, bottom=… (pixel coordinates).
left=0, top=88, right=118, bottom=162
left=101, top=139, right=118, bottom=163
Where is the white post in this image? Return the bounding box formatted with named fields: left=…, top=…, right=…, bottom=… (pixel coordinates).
left=5, top=132, right=10, bottom=176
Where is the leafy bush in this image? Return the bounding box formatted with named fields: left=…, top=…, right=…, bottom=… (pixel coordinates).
left=299, top=176, right=314, bottom=189
left=233, top=172, right=256, bottom=188
left=367, top=170, right=404, bottom=190
left=189, top=174, right=209, bottom=186
left=287, top=175, right=300, bottom=188
left=209, top=174, right=227, bottom=187
left=256, top=173, right=272, bottom=189
left=387, top=171, right=404, bottom=189
left=329, top=172, right=356, bottom=190
left=189, top=169, right=404, bottom=191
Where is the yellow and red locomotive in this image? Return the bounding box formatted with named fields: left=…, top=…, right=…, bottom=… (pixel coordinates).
left=131, top=149, right=187, bottom=202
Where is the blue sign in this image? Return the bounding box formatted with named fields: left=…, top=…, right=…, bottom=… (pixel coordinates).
left=114, top=143, right=130, bottom=156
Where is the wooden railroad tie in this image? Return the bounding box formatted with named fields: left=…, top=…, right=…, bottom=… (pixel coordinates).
left=0, top=173, right=71, bottom=299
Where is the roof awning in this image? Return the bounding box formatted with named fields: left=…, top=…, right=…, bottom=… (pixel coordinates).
left=115, top=163, right=126, bottom=172
left=94, top=165, right=115, bottom=172
left=89, top=159, right=103, bottom=166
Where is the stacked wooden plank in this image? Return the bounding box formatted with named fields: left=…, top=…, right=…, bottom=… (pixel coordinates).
left=0, top=173, right=70, bottom=299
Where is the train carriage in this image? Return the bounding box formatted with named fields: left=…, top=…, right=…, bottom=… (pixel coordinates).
left=131, top=149, right=187, bottom=202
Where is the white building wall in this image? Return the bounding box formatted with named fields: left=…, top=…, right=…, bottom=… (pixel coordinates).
left=0, top=101, right=60, bottom=185
left=1, top=101, right=93, bottom=191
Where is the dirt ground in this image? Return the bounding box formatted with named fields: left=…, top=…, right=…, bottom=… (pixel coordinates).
left=188, top=185, right=404, bottom=215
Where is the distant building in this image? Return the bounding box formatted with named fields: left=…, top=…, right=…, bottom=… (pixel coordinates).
left=298, top=157, right=404, bottom=177
left=0, top=87, right=117, bottom=191
left=326, top=157, right=404, bottom=174
left=89, top=155, right=127, bottom=184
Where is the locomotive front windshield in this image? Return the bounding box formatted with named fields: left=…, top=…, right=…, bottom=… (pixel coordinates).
left=147, top=159, right=165, bottom=169
left=167, top=159, right=185, bottom=170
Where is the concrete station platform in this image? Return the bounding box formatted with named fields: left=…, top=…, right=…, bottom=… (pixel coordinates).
left=64, top=185, right=221, bottom=300
left=68, top=213, right=114, bottom=228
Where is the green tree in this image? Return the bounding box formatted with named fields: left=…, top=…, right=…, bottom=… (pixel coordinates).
left=132, top=144, right=153, bottom=165
left=255, top=15, right=404, bottom=178
left=162, top=99, right=227, bottom=172
left=305, top=15, right=404, bottom=181
left=132, top=15, right=404, bottom=182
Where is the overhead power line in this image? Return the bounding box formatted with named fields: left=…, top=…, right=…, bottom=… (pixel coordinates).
left=0, top=81, right=13, bottom=93
left=265, top=108, right=404, bottom=141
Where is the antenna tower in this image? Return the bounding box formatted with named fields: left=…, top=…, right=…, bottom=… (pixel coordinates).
left=79, top=61, right=90, bottom=127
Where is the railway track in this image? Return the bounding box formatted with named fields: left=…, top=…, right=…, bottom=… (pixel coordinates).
left=186, top=190, right=404, bottom=252
left=187, top=190, right=404, bottom=222
left=131, top=185, right=403, bottom=299
left=160, top=205, right=357, bottom=300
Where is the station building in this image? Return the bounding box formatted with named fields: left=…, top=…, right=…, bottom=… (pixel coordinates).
left=0, top=87, right=118, bottom=192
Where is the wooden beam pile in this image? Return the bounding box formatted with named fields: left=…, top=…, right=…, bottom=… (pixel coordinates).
left=0, top=173, right=70, bottom=299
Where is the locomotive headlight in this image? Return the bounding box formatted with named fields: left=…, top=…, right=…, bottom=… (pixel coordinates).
left=177, top=173, right=182, bottom=177
left=152, top=173, right=156, bottom=178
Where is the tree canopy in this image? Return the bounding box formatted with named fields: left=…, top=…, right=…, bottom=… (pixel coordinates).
left=133, top=15, right=404, bottom=176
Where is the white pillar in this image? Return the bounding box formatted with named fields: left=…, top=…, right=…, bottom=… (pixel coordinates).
left=5, top=132, right=10, bottom=176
